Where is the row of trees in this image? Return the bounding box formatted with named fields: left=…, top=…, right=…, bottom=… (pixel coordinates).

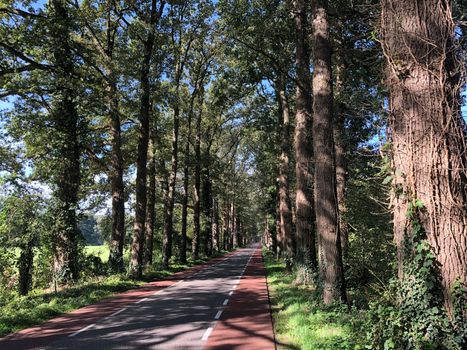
left=248, top=0, right=466, bottom=317
left=0, top=0, right=465, bottom=347
left=0, top=0, right=259, bottom=290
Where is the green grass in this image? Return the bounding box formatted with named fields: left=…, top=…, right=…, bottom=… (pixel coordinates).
left=0, top=248, right=232, bottom=338
left=264, top=251, right=367, bottom=350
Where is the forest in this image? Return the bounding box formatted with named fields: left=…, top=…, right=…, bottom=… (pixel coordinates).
left=0, top=0, right=465, bottom=349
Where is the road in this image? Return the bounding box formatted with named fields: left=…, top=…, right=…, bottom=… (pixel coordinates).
left=0, top=244, right=276, bottom=350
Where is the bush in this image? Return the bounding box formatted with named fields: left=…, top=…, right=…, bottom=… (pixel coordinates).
left=81, top=254, right=108, bottom=278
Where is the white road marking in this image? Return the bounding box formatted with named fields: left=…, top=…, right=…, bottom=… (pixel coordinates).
left=223, top=298, right=229, bottom=306
left=169, top=279, right=184, bottom=288
left=68, top=324, right=95, bottom=337
left=214, top=310, right=223, bottom=320
left=233, top=284, right=237, bottom=290
left=109, top=308, right=127, bottom=317
left=229, top=290, right=234, bottom=296
left=136, top=297, right=148, bottom=304
left=202, top=326, right=213, bottom=341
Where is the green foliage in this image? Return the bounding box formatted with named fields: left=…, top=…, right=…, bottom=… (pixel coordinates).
left=78, top=215, right=103, bottom=245
left=365, top=201, right=465, bottom=350
left=345, top=149, right=395, bottom=299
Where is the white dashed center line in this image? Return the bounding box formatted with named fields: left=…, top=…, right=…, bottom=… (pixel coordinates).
left=223, top=299, right=229, bottom=306
left=214, top=310, right=223, bottom=320
left=68, top=324, right=95, bottom=337
left=109, top=308, right=126, bottom=317
left=202, top=326, right=213, bottom=341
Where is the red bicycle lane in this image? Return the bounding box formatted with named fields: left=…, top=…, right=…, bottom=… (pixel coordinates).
left=204, top=247, right=276, bottom=350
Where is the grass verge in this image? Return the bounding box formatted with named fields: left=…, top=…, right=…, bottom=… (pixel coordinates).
left=264, top=250, right=367, bottom=350
left=0, top=249, right=231, bottom=338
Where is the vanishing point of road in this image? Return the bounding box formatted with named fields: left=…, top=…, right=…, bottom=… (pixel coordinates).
left=0, top=244, right=276, bottom=350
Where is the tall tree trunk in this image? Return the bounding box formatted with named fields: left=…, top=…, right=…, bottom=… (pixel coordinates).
left=107, top=66, right=125, bottom=273
left=334, top=115, right=348, bottom=259
left=202, top=152, right=213, bottom=256
left=237, top=217, right=242, bottom=247
left=162, top=95, right=180, bottom=268
left=103, top=0, right=126, bottom=273
left=275, top=187, right=281, bottom=257
left=192, top=87, right=204, bottom=261
left=180, top=116, right=192, bottom=264
left=293, top=0, right=317, bottom=269
left=312, top=0, right=347, bottom=304
left=333, top=59, right=348, bottom=260
left=50, top=0, right=81, bottom=283
left=18, top=235, right=35, bottom=296
left=129, top=0, right=164, bottom=279
left=212, top=200, right=220, bottom=252
left=231, top=203, right=238, bottom=248
left=222, top=201, right=230, bottom=250
left=276, top=75, right=294, bottom=270
left=381, top=0, right=466, bottom=316
left=144, top=133, right=156, bottom=265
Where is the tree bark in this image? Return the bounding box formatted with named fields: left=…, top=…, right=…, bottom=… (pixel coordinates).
left=129, top=0, right=164, bottom=279
left=222, top=201, right=230, bottom=250
left=293, top=0, right=317, bottom=269
left=334, top=115, right=348, bottom=259
left=162, top=95, right=180, bottom=268
left=276, top=75, right=294, bottom=270
left=50, top=0, right=81, bottom=283
left=202, top=151, right=213, bottom=256
left=275, top=187, right=281, bottom=257
left=381, top=0, right=467, bottom=316
left=106, top=4, right=125, bottom=271
left=144, top=133, right=156, bottom=265
left=212, top=199, right=220, bottom=252
left=333, top=59, right=349, bottom=260
left=312, top=0, right=347, bottom=304
left=192, top=86, right=204, bottom=261
left=231, top=203, right=238, bottom=248
left=108, top=75, right=126, bottom=272
left=18, top=236, right=35, bottom=296
left=180, top=112, right=192, bottom=264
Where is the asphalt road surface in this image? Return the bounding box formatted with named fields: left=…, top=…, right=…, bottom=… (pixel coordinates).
left=37, top=244, right=268, bottom=349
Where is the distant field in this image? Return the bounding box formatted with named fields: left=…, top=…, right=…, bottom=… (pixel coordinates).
left=84, top=245, right=110, bottom=263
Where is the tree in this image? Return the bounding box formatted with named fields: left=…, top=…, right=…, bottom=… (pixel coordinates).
left=275, top=74, right=294, bottom=270
left=381, top=0, right=466, bottom=316
left=144, top=131, right=157, bottom=265
left=312, top=0, right=346, bottom=304
left=48, top=0, right=83, bottom=282
left=162, top=0, right=208, bottom=268
left=192, top=83, right=204, bottom=261
left=71, top=0, right=129, bottom=273
left=0, top=192, right=43, bottom=295
left=129, top=0, right=165, bottom=279
left=292, top=0, right=317, bottom=271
